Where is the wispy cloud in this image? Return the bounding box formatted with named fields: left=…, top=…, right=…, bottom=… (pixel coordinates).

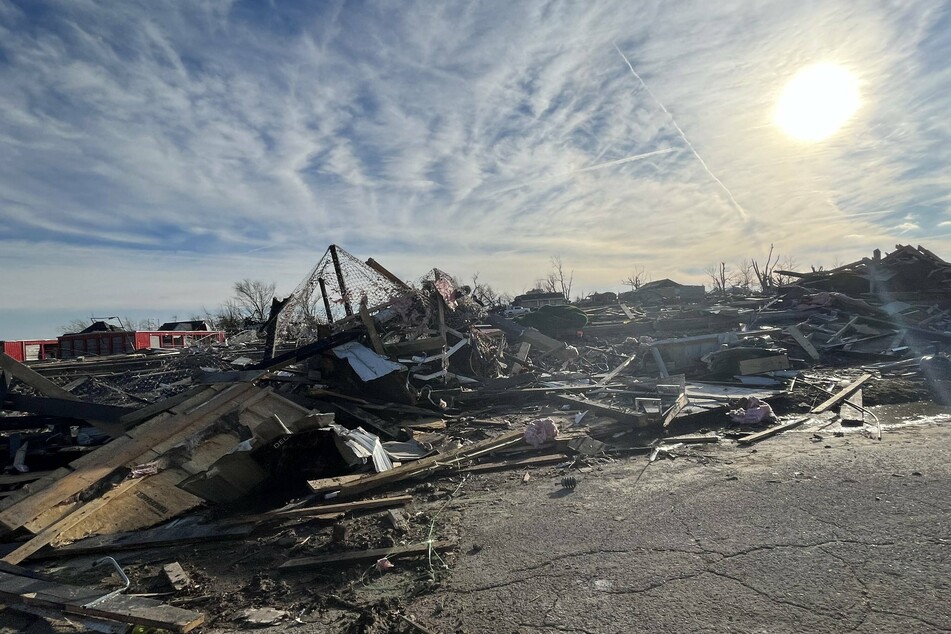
left=1, top=0, right=950, bottom=337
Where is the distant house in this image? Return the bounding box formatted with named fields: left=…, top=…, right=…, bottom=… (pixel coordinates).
left=513, top=292, right=568, bottom=309
left=58, top=320, right=225, bottom=359
left=1, top=339, right=59, bottom=362
left=619, top=279, right=705, bottom=304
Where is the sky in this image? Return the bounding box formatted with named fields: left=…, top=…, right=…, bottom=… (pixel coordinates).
left=1, top=0, right=950, bottom=339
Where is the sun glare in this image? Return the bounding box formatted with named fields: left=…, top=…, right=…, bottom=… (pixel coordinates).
left=774, top=63, right=860, bottom=142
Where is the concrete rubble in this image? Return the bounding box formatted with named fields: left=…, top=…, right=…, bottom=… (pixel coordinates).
left=0, top=243, right=949, bottom=632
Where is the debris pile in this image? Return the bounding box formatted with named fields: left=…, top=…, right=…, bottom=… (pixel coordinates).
left=0, top=243, right=948, bottom=632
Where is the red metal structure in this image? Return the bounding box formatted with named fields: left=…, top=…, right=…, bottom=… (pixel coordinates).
left=57, top=321, right=226, bottom=359
left=1, top=340, right=60, bottom=362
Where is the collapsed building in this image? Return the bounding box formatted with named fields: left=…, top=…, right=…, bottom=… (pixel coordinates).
left=0, top=243, right=948, bottom=632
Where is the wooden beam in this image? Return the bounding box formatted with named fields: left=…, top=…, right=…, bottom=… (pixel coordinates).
left=737, top=355, right=790, bottom=376
left=0, top=354, right=78, bottom=401
left=661, top=391, right=689, bottom=428
left=784, top=325, right=821, bottom=361
left=597, top=351, right=637, bottom=386
left=553, top=394, right=648, bottom=426
left=279, top=540, right=456, bottom=572
left=333, top=430, right=525, bottom=498
left=359, top=301, right=386, bottom=355
left=737, top=417, right=812, bottom=445
left=3, top=479, right=143, bottom=565
left=459, top=454, right=567, bottom=473
left=0, top=567, right=204, bottom=632
left=0, top=383, right=256, bottom=536
left=5, top=394, right=135, bottom=427
left=811, top=374, right=872, bottom=414
left=235, top=494, right=413, bottom=524
left=42, top=523, right=255, bottom=558
left=510, top=342, right=532, bottom=375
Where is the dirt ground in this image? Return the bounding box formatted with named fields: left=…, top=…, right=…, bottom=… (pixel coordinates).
left=5, top=406, right=950, bottom=634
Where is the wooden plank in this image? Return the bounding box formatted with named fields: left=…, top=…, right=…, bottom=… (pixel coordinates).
left=619, top=304, right=636, bottom=320
left=359, top=301, right=386, bottom=355
left=811, top=374, right=872, bottom=414
left=163, top=562, right=191, bottom=591
left=661, top=391, right=689, bottom=428
left=459, top=454, right=567, bottom=473
left=553, top=394, right=648, bottom=426
left=119, top=386, right=218, bottom=427
left=334, top=430, right=525, bottom=498
left=0, top=353, right=78, bottom=401
left=0, top=383, right=256, bottom=536
left=650, top=346, right=670, bottom=378
left=69, top=593, right=204, bottom=632
left=737, top=355, right=790, bottom=376
left=235, top=494, right=413, bottom=524
left=279, top=540, right=456, bottom=572
left=306, top=474, right=364, bottom=494
left=0, top=568, right=204, bottom=632
left=5, top=394, right=134, bottom=428
left=510, top=342, right=532, bottom=375
left=44, top=523, right=255, bottom=558
left=784, top=325, right=821, bottom=361
left=3, top=479, right=143, bottom=564
left=53, top=468, right=204, bottom=543
left=597, top=351, right=637, bottom=387
left=0, top=471, right=53, bottom=486
left=660, top=435, right=719, bottom=444
left=737, top=417, right=812, bottom=445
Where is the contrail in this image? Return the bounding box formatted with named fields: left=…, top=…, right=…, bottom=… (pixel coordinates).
left=575, top=147, right=678, bottom=173
left=489, top=148, right=676, bottom=197
left=613, top=43, right=748, bottom=221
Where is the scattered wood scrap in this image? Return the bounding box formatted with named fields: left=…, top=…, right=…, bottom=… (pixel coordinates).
left=279, top=540, right=457, bottom=572
left=0, top=565, right=204, bottom=632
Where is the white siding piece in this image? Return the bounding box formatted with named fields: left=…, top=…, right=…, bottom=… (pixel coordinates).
left=332, top=341, right=406, bottom=382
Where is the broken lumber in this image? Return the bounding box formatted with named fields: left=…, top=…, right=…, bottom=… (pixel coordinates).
left=42, top=522, right=255, bottom=558
left=279, top=540, right=456, bottom=572
left=553, top=394, right=648, bottom=426
left=811, top=374, right=872, bottom=414
left=236, top=494, right=414, bottom=524
left=0, top=383, right=256, bottom=537
left=738, top=417, right=812, bottom=445
left=784, top=325, right=821, bottom=361
left=597, top=351, right=637, bottom=386
left=163, top=562, right=191, bottom=591
left=2, top=479, right=142, bottom=565
left=459, top=453, right=567, bottom=473
left=0, top=566, right=204, bottom=632
left=332, top=429, right=526, bottom=498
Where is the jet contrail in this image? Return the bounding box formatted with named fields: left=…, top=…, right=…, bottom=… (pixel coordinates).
left=575, top=147, right=678, bottom=173
left=489, top=148, right=676, bottom=197
left=613, top=43, right=749, bottom=221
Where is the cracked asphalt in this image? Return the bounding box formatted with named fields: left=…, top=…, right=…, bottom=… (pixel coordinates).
left=405, top=421, right=951, bottom=634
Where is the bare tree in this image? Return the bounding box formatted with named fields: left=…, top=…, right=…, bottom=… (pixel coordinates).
left=751, top=243, right=781, bottom=292
left=734, top=259, right=755, bottom=293
left=773, top=255, right=799, bottom=287
left=706, top=262, right=731, bottom=297
left=471, top=272, right=505, bottom=308
left=233, top=279, right=276, bottom=322
left=60, top=318, right=93, bottom=334
left=213, top=299, right=247, bottom=333
left=622, top=265, right=648, bottom=291
left=548, top=256, right=574, bottom=301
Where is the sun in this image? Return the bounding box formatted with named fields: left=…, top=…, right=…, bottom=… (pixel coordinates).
left=774, top=63, right=860, bottom=142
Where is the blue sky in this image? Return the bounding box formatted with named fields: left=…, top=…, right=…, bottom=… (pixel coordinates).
left=1, top=0, right=950, bottom=338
